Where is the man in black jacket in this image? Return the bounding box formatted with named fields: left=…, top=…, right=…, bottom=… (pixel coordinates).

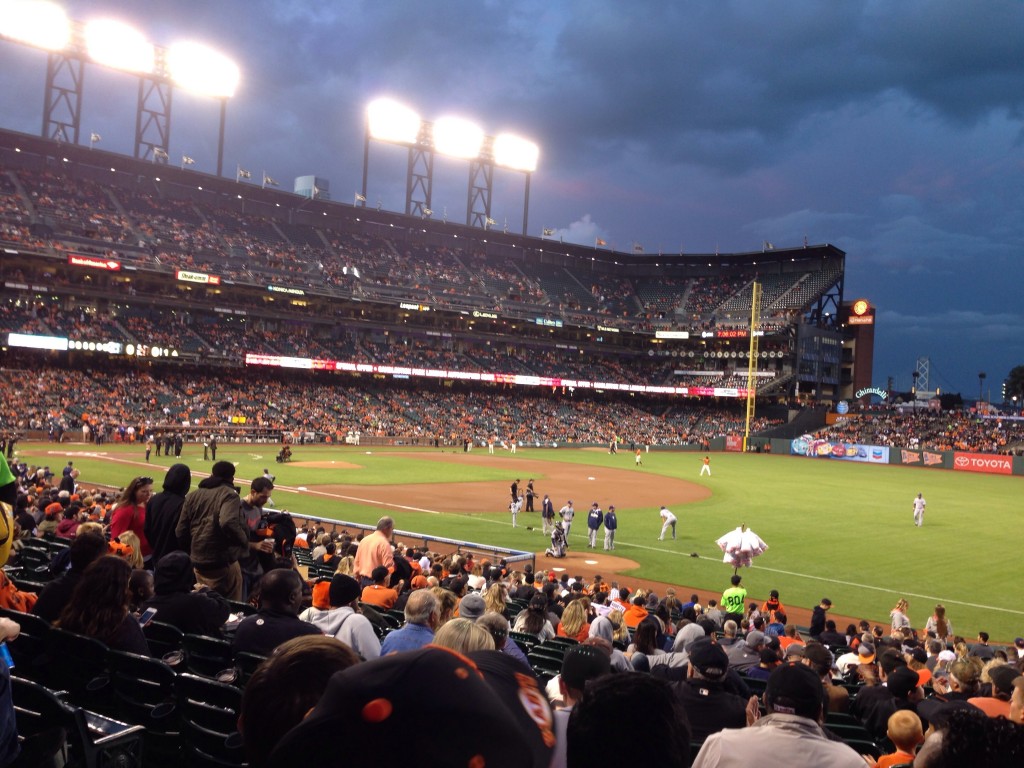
left=144, top=464, right=192, bottom=566
left=142, top=551, right=230, bottom=636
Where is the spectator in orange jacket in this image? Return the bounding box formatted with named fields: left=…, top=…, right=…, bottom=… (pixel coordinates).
left=623, top=595, right=650, bottom=629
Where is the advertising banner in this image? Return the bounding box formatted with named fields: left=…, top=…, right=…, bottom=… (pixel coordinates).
left=790, top=435, right=889, bottom=463
left=952, top=452, right=1012, bottom=475
left=898, top=450, right=946, bottom=468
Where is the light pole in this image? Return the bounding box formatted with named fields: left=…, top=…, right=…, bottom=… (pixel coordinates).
left=978, top=371, right=986, bottom=407
left=911, top=370, right=920, bottom=414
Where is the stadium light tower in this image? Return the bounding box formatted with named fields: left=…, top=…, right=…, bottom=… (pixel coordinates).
left=0, top=2, right=240, bottom=175
left=493, top=132, right=538, bottom=235
left=361, top=97, right=539, bottom=234
left=166, top=41, right=240, bottom=175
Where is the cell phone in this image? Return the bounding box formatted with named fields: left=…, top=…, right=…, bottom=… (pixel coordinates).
left=138, top=607, right=158, bottom=626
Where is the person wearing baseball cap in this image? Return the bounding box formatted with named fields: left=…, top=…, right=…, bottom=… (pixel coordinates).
left=298, top=573, right=380, bottom=661
left=672, top=637, right=747, bottom=742
left=967, top=664, right=1020, bottom=719
left=692, top=663, right=867, bottom=767
left=547, top=644, right=612, bottom=768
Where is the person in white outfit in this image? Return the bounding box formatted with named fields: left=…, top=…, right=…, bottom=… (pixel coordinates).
left=912, top=493, right=926, bottom=527
left=659, top=506, right=677, bottom=540
left=510, top=496, right=523, bottom=528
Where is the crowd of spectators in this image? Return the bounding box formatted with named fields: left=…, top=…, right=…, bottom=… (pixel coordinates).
left=0, top=361, right=783, bottom=447
left=0, top=163, right=842, bottom=336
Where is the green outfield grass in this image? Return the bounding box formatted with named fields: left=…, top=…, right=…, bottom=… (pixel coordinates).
left=17, top=441, right=1022, bottom=642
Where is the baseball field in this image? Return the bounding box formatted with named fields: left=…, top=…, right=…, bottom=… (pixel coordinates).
left=18, top=441, right=1022, bottom=643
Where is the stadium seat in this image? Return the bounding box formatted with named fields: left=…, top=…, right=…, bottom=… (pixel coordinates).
left=843, top=739, right=882, bottom=759
left=543, top=636, right=579, bottom=649
left=12, top=675, right=144, bottom=768
left=826, top=722, right=874, bottom=743
left=528, top=654, right=562, bottom=677
left=0, top=606, right=50, bottom=681
left=106, top=649, right=180, bottom=764
left=12, top=578, right=49, bottom=594
left=232, top=651, right=267, bottom=686
left=174, top=673, right=246, bottom=767
left=532, top=643, right=568, bottom=661
left=143, top=621, right=185, bottom=660
left=44, top=628, right=112, bottom=711
left=824, top=711, right=861, bottom=726
left=740, top=675, right=768, bottom=696
left=508, top=631, right=538, bottom=653
left=16, top=548, right=53, bottom=579
left=181, top=634, right=233, bottom=679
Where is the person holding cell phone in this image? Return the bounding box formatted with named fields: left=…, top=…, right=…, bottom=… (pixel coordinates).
left=55, top=556, right=150, bottom=655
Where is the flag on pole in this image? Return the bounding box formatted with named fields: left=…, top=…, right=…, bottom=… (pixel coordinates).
left=236, top=165, right=251, bottom=181
left=595, top=238, right=607, bottom=246
left=542, top=228, right=554, bottom=237
left=313, top=185, right=322, bottom=199
left=485, top=216, right=496, bottom=226
left=153, top=147, right=168, bottom=160
left=422, top=208, right=433, bottom=217
left=182, top=155, right=195, bottom=166
left=89, top=132, right=101, bottom=144
left=354, top=192, right=367, bottom=203
left=632, top=242, right=643, bottom=254
left=262, top=172, right=278, bottom=188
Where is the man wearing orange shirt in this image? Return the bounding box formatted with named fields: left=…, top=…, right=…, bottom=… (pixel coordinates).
left=353, top=516, right=396, bottom=587
left=360, top=566, right=402, bottom=610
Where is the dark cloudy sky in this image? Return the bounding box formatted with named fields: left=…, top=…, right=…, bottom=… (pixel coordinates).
left=2, top=1, right=1022, bottom=400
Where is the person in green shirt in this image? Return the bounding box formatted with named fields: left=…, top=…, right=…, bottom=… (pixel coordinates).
left=721, top=574, right=747, bottom=625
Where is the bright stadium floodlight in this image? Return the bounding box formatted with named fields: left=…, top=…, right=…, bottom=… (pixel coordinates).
left=433, top=115, right=484, bottom=159
left=367, top=98, right=421, bottom=144
left=493, top=133, right=539, bottom=172
left=84, top=19, right=155, bottom=74
left=167, top=41, right=240, bottom=98
left=0, top=0, right=71, bottom=50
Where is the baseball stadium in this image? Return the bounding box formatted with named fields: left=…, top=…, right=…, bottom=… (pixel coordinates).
left=0, top=4, right=1022, bottom=767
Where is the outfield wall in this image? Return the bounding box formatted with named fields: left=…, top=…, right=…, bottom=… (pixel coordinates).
left=772, top=437, right=1024, bottom=476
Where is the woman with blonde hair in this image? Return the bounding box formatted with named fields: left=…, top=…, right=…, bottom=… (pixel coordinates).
left=334, top=555, right=355, bottom=576
left=114, top=530, right=144, bottom=569
left=466, top=562, right=486, bottom=592
left=925, top=603, right=953, bottom=644
left=432, top=618, right=495, bottom=654
left=483, top=582, right=509, bottom=617
left=556, top=599, right=591, bottom=642
left=608, top=609, right=630, bottom=645
left=890, top=598, right=911, bottom=636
